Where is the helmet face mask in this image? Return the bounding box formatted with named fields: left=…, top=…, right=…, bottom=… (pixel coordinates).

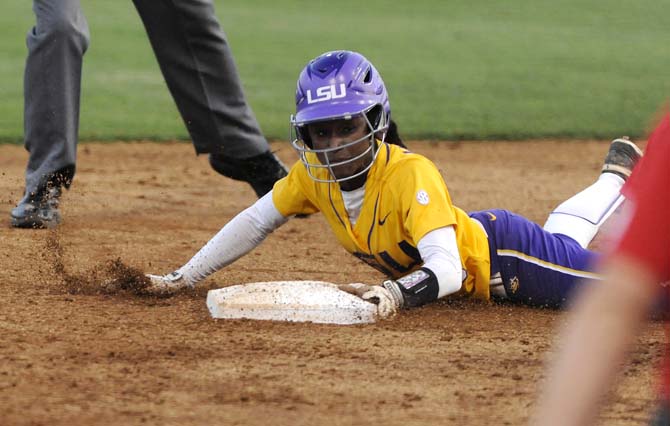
left=291, top=109, right=386, bottom=183
left=290, top=51, right=391, bottom=184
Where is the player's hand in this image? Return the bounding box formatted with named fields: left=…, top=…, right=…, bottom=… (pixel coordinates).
left=145, top=270, right=191, bottom=295
left=338, top=283, right=399, bottom=319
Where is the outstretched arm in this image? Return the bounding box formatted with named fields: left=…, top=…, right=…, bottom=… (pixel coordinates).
left=531, top=255, right=659, bottom=426
left=148, top=191, right=288, bottom=293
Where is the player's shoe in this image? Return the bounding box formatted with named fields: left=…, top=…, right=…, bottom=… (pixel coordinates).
left=601, top=136, right=643, bottom=180
left=209, top=150, right=289, bottom=197
left=10, top=185, right=62, bottom=229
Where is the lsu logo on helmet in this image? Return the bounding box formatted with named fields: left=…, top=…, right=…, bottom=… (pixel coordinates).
left=306, top=83, right=347, bottom=104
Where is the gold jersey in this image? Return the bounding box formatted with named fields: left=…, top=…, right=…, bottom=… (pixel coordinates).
left=272, top=143, right=492, bottom=300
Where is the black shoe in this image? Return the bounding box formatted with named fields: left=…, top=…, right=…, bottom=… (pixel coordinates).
left=601, top=136, right=643, bottom=180
left=209, top=150, right=289, bottom=197
left=11, top=185, right=62, bottom=229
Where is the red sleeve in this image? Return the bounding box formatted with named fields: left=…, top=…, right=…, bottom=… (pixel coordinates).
left=616, top=114, right=670, bottom=281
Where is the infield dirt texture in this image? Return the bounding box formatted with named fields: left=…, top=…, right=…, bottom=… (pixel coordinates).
left=0, top=140, right=663, bottom=425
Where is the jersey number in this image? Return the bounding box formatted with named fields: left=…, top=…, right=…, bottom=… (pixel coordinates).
left=353, top=241, right=422, bottom=276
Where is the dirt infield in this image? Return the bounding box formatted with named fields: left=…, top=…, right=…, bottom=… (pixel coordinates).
left=0, top=140, right=663, bottom=425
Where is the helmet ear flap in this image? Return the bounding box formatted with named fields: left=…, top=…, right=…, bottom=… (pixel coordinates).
left=366, top=105, right=384, bottom=129
left=367, top=105, right=389, bottom=142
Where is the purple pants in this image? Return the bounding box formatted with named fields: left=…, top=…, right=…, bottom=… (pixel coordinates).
left=469, top=209, right=600, bottom=308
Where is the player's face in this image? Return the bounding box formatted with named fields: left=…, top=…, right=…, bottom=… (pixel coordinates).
left=307, top=116, right=372, bottom=182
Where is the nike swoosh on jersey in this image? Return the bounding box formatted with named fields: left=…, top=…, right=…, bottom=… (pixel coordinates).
left=378, top=212, right=391, bottom=226
left=487, top=212, right=497, bottom=221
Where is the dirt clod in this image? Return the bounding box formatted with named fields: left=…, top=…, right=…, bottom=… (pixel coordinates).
left=44, top=230, right=151, bottom=296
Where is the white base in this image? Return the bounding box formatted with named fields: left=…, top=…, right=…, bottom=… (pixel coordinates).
left=206, top=281, right=378, bottom=325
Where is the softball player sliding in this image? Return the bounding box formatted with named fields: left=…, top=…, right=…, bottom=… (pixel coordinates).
left=148, top=50, right=643, bottom=318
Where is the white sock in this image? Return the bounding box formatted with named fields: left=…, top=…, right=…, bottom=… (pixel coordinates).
left=543, top=173, right=625, bottom=248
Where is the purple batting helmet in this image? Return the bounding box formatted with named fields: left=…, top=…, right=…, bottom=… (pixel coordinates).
left=290, top=50, right=391, bottom=183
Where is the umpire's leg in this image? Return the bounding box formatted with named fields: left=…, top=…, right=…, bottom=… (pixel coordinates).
left=23, top=0, right=89, bottom=195
left=131, top=0, right=268, bottom=158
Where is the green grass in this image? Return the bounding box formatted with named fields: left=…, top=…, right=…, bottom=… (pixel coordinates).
left=1, top=0, right=669, bottom=142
